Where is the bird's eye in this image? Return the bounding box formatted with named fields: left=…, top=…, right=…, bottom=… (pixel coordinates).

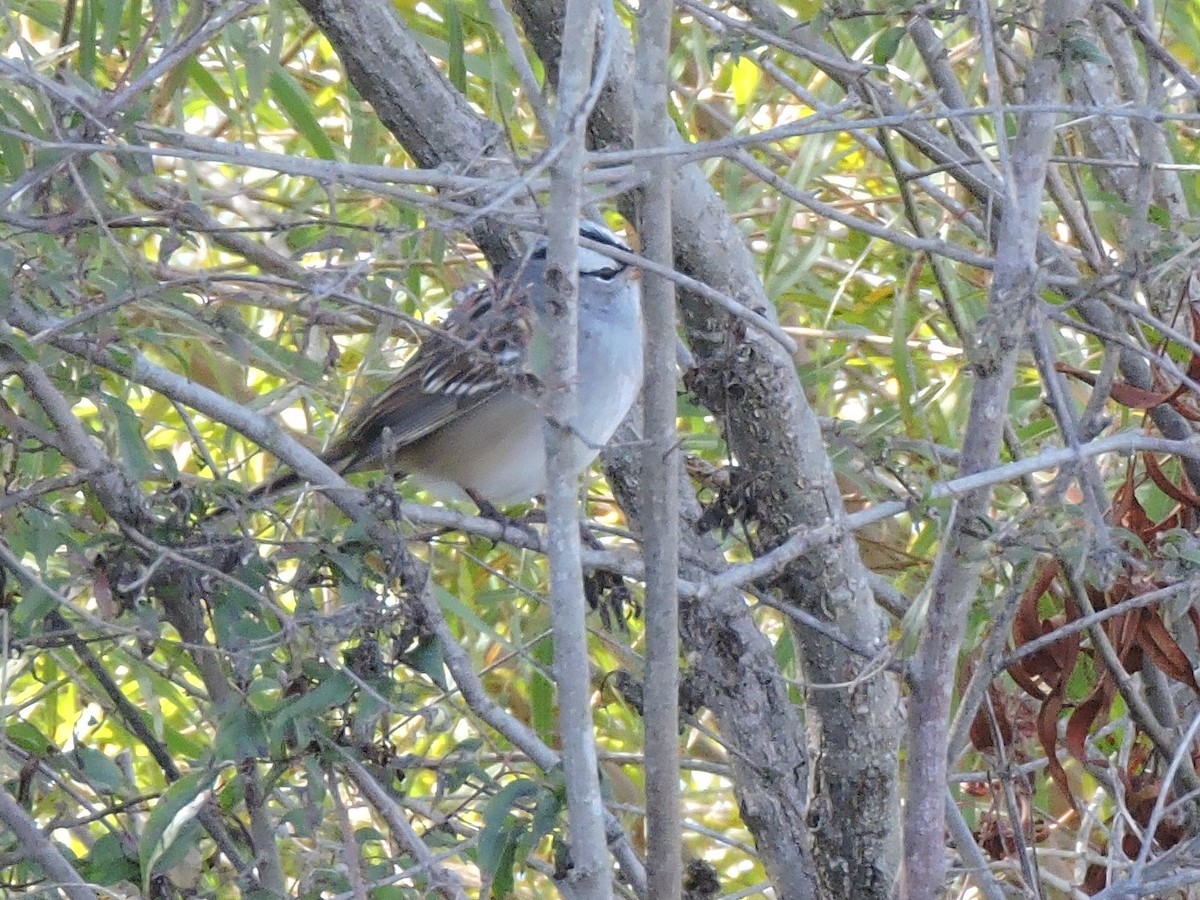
left=584, top=264, right=624, bottom=282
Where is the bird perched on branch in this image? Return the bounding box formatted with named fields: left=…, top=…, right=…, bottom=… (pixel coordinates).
left=252, top=219, right=643, bottom=509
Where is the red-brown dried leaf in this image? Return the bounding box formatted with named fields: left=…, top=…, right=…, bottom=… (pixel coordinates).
left=1055, top=363, right=1175, bottom=408
left=1013, top=561, right=1060, bottom=646
left=1082, top=863, right=1107, bottom=895
left=1038, top=694, right=1076, bottom=809
left=1103, top=607, right=1141, bottom=664
left=1122, top=764, right=1187, bottom=851
left=969, top=687, right=1017, bottom=753
left=1007, top=659, right=1049, bottom=699
left=1011, top=561, right=1075, bottom=687
left=1113, top=474, right=1156, bottom=541
left=969, top=704, right=1000, bottom=753
left=1144, top=452, right=1200, bottom=510
left=960, top=779, right=990, bottom=798
left=974, top=807, right=1040, bottom=862
left=1169, top=394, right=1200, bottom=421
left=976, top=813, right=1006, bottom=861
left=1186, top=304, right=1200, bottom=380
left=1136, top=609, right=1200, bottom=693
left=1112, top=381, right=1182, bottom=409
left=1066, top=681, right=1113, bottom=770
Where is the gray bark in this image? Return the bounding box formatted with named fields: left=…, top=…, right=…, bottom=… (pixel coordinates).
left=290, top=0, right=904, bottom=894
left=512, top=4, right=903, bottom=895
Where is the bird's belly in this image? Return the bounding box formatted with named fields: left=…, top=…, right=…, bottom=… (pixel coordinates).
left=402, top=380, right=633, bottom=506
left=400, top=394, right=547, bottom=505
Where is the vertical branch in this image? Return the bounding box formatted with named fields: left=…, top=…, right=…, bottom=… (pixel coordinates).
left=901, top=5, right=1087, bottom=897
left=328, top=765, right=369, bottom=900
left=543, top=0, right=611, bottom=897
left=511, top=4, right=902, bottom=892
left=242, top=760, right=287, bottom=897
left=634, top=1, right=680, bottom=897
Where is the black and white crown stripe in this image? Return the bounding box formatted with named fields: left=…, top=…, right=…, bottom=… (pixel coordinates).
left=529, top=221, right=632, bottom=281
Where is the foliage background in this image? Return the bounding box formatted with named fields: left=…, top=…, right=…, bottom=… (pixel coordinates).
left=4, top=0, right=1200, bottom=898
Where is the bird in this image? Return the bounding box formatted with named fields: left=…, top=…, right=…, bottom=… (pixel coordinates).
left=250, top=219, right=643, bottom=509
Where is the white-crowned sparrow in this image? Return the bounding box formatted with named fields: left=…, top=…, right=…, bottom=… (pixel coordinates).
left=258, top=220, right=643, bottom=507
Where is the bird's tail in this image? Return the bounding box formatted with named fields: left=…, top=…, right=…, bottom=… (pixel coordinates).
left=205, top=439, right=365, bottom=522
left=243, top=467, right=305, bottom=504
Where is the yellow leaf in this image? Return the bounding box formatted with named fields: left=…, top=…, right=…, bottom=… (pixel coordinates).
left=732, top=56, right=760, bottom=110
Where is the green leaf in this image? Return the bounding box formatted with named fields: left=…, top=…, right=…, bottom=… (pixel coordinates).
left=517, top=786, right=562, bottom=859
left=12, top=583, right=58, bottom=626
left=890, top=285, right=916, bottom=432
left=267, top=670, right=355, bottom=748
left=81, top=832, right=140, bottom=886
left=0, top=128, right=26, bottom=182
left=140, top=768, right=222, bottom=893
left=437, top=740, right=488, bottom=795
left=185, top=57, right=235, bottom=119
left=120, top=0, right=145, bottom=65
left=101, top=392, right=155, bottom=480
left=247, top=678, right=282, bottom=714
left=5, top=720, right=56, bottom=756
left=72, top=746, right=128, bottom=794
left=348, top=82, right=381, bottom=165
left=402, top=631, right=448, bottom=690
left=0, top=328, right=35, bottom=361
left=873, top=26, right=906, bottom=66
left=214, top=702, right=270, bottom=760
left=269, top=67, right=338, bottom=160
left=78, top=0, right=98, bottom=83
left=1061, top=35, right=1108, bottom=66
left=98, top=0, right=126, bottom=56
left=478, top=778, right=540, bottom=896
left=446, top=1, right=467, bottom=92
left=240, top=39, right=269, bottom=104
left=530, top=635, right=555, bottom=746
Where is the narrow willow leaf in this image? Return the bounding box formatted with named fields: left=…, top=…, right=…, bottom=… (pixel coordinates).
left=214, top=702, right=270, bottom=760
left=102, top=392, right=155, bottom=480
left=12, top=583, right=58, bottom=626
left=185, top=58, right=235, bottom=119
left=267, top=670, right=355, bottom=748
left=446, top=1, right=466, bottom=92
left=269, top=67, right=338, bottom=160
left=99, top=0, right=126, bottom=56
left=517, top=786, right=562, bottom=861
left=78, top=0, right=98, bottom=84
left=530, top=636, right=554, bottom=746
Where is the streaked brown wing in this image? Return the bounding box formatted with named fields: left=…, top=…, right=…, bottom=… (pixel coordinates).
left=322, top=278, right=535, bottom=473
left=322, top=366, right=481, bottom=473
left=417, top=279, right=535, bottom=396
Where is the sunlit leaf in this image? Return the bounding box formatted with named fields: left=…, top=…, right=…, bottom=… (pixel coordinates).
left=140, top=769, right=222, bottom=893
left=731, top=55, right=760, bottom=110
